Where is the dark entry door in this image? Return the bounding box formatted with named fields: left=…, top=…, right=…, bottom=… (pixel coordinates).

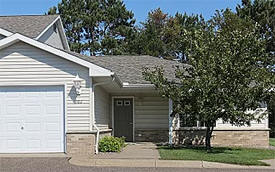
left=114, top=98, right=133, bottom=141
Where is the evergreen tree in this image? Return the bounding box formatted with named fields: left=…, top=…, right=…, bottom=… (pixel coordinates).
left=134, top=8, right=205, bottom=60
left=47, top=0, right=135, bottom=55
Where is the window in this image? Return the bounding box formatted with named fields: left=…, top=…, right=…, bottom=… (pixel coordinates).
left=116, top=100, right=123, bottom=106
left=179, top=114, right=205, bottom=128
left=53, top=23, right=57, bottom=33
left=124, top=100, right=131, bottom=106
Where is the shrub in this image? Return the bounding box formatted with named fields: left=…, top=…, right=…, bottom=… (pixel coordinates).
left=99, top=136, right=126, bottom=152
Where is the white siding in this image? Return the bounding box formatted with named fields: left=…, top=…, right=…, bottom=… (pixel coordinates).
left=135, top=95, right=169, bottom=129
left=95, top=86, right=110, bottom=129
left=0, top=42, right=91, bottom=132
left=216, top=108, right=268, bottom=129
left=38, top=24, right=65, bottom=50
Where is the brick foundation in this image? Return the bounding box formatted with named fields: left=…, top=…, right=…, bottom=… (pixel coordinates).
left=66, top=133, right=95, bottom=156
left=212, top=130, right=269, bottom=148
left=173, top=128, right=205, bottom=145
left=66, top=130, right=112, bottom=156
left=135, top=129, right=168, bottom=142
left=173, top=129, right=269, bottom=148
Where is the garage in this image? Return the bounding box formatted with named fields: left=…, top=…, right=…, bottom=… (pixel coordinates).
left=0, top=86, right=65, bottom=153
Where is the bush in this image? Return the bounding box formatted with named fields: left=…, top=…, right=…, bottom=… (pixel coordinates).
left=99, top=136, right=126, bottom=152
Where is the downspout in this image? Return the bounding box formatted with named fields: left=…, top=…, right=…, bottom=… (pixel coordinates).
left=92, top=75, right=115, bottom=154
left=168, top=98, right=173, bottom=145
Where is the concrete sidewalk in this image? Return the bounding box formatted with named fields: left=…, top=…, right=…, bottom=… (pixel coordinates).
left=69, top=142, right=275, bottom=169
left=69, top=158, right=275, bottom=169
left=94, top=142, right=159, bottom=159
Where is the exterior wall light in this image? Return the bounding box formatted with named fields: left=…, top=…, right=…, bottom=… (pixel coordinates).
left=73, top=74, right=82, bottom=95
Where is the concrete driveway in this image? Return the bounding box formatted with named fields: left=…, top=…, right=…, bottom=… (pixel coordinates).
left=0, top=157, right=274, bottom=172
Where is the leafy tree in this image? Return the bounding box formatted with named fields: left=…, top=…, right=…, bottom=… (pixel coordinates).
left=143, top=10, right=274, bottom=151
left=236, top=0, right=275, bottom=66
left=47, top=0, right=135, bottom=55
left=134, top=8, right=205, bottom=60
left=236, top=0, right=275, bottom=136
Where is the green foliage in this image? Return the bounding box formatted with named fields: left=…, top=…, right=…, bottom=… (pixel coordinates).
left=270, top=138, right=275, bottom=146
left=98, top=136, right=125, bottom=152
left=143, top=10, right=274, bottom=150
left=132, top=8, right=206, bottom=60
left=47, top=0, right=135, bottom=55
left=237, top=0, right=275, bottom=136
left=158, top=146, right=275, bottom=166
left=47, top=6, right=57, bottom=15
left=237, top=0, right=275, bottom=59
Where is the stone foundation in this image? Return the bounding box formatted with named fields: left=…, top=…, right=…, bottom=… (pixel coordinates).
left=212, top=130, right=269, bottom=148
left=173, top=128, right=205, bottom=145
left=66, top=133, right=95, bottom=156
left=173, top=129, right=269, bottom=148
left=135, top=129, right=168, bottom=142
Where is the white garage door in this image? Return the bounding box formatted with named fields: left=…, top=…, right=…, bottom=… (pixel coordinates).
left=0, top=86, right=64, bottom=153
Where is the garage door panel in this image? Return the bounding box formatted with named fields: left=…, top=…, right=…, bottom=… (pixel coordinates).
left=46, top=105, right=61, bottom=114
left=46, top=140, right=62, bottom=149
left=0, top=138, right=4, bottom=149
left=24, top=105, right=42, bottom=115
left=7, top=139, right=22, bottom=149
left=46, top=123, right=61, bottom=131
left=6, top=104, right=22, bottom=115
left=7, top=121, right=21, bottom=131
left=0, top=86, right=64, bottom=153
left=26, top=140, right=41, bottom=149
left=25, top=122, right=42, bottom=131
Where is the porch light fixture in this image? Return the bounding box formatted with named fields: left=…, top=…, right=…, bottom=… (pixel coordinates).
left=73, top=74, right=82, bottom=95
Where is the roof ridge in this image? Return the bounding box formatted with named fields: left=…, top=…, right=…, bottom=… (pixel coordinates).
left=0, top=14, right=59, bottom=17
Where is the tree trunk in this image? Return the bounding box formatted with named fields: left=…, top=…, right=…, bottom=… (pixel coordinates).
left=205, top=126, right=214, bottom=152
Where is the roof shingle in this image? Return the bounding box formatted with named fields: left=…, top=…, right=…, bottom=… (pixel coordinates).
left=0, top=15, right=59, bottom=38
left=66, top=51, right=188, bottom=84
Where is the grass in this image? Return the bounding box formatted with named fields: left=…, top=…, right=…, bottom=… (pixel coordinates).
left=158, top=146, right=275, bottom=166
left=270, top=138, right=275, bottom=146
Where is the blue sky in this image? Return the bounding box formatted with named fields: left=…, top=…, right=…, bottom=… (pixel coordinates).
left=0, top=0, right=241, bottom=23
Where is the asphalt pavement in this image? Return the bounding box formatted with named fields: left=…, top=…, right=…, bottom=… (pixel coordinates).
left=0, top=157, right=274, bottom=172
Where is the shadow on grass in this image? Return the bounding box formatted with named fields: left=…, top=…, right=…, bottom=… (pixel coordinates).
left=157, top=145, right=240, bottom=154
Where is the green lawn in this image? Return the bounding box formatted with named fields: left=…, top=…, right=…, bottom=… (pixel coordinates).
left=270, top=138, right=275, bottom=146
left=158, top=146, right=275, bottom=166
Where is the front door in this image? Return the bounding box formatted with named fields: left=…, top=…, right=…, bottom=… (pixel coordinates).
left=114, top=98, right=133, bottom=142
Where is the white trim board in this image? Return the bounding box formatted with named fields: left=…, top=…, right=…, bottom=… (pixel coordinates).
left=35, top=16, right=70, bottom=51
left=58, top=18, right=70, bottom=50
left=0, top=28, right=13, bottom=37
left=0, top=33, right=112, bottom=77
left=112, top=96, right=135, bottom=142
left=35, top=16, right=60, bottom=40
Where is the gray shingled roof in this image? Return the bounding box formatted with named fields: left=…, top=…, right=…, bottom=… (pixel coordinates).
left=0, top=14, right=187, bottom=84
left=66, top=51, right=188, bottom=84
left=0, top=15, right=59, bottom=38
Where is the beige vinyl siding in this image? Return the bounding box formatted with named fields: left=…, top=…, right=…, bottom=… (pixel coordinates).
left=110, top=93, right=169, bottom=130
left=216, top=114, right=268, bottom=129
left=38, top=24, right=65, bottom=50
left=135, top=95, right=169, bottom=129
left=94, top=86, right=110, bottom=129
left=0, top=41, right=91, bottom=131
